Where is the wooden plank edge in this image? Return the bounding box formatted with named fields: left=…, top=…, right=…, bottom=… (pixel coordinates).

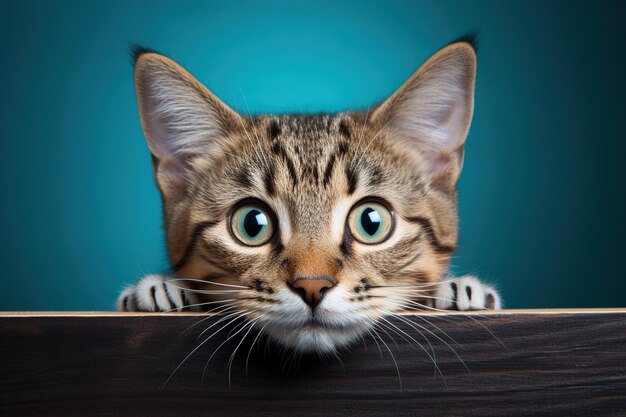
left=1, top=308, right=625, bottom=317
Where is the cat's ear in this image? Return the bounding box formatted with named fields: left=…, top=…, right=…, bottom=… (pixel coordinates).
left=133, top=49, right=239, bottom=197
left=372, top=40, right=477, bottom=191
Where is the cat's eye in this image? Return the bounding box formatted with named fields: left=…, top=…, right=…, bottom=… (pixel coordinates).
left=347, top=201, right=394, bottom=244
left=229, top=202, right=276, bottom=246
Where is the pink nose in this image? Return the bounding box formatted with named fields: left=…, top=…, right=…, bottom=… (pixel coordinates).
left=289, top=275, right=336, bottom=308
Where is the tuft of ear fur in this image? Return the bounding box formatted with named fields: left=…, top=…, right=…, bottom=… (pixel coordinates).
left=134, top=50, right=239, bottom=198
left=446, top=31, right=479, bottom=52
left=129, top=44, right=159, bottom=66
left=372, top=41, right=477, bottom=192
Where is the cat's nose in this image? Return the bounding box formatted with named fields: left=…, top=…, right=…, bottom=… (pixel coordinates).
left=289, top=275, right=336, bottom=309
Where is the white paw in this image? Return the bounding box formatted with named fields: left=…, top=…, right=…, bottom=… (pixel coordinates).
left=116, top=274, right=198, bottom=312
left=434, top=275, right=501, bottom=311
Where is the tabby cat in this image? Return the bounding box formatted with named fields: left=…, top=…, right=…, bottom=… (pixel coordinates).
left=117, top=37, right=501, bottom=353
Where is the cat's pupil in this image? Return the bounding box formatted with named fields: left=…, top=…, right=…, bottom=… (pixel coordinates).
left=360, top=207, right=381, bottom=236
left=243, top=209, right=267, bottom=238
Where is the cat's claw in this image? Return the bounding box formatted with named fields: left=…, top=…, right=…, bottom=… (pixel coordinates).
left=116, top=274, right=197, bottom=312
left=434, top=275, right=501, bottom=311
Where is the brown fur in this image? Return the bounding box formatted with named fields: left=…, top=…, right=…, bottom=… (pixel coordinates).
left=128, top=41, right=481, bottom=352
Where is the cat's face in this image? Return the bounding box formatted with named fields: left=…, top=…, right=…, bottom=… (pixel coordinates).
left=134, top=41, right=476, bottom=353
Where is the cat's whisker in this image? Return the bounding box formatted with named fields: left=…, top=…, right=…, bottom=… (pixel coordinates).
left=410, top=313, right=461, bottom=346
left=372, top=322, right=400, bottom=351
left=166, top=277, right=250, bottom=289
left=377, top=316, right=441, bottom=376
left=331, top=348, right=347, bottom=375
left=393, top=299, right=463, bottom=332
left=245, top=322, right=269, bottom=378
left=202, top=315, right=265, bottom=388
left=173, top=288, right=245, bottom=295
left=367, top=326, right=403, bottom=391
left=164, top=282, right=247, bottom=296
left=410, top=294, right=470, bottom=305
left=401, top=299, right=456, bottom=313
left=162, top=309, right=253, bottom=389
left=402, top=300, right=505, bottom=347
left=200, top=317, right=252, bottom=388
left=390, top=307, right=456, bottom=345
left=164, top=298, right=237, bottom=314
left=375, top=320, right=414, bottom=353
left=365, top=326, right=384, bottom=358
left=227, top=317, right=262, bottom=388
left=372, top=277, right=462, bottom=289
left=385, top=295, right=491, bottom=326
left=164, top=280, right=246, bottom=294
left=180, top=304, right=242, bottom=334
left=385, top=291, right=460, bottom=305
left=368, top=287, right=460, bottom=308
left=380, top=311, right=437, bottom=351
left=386, top=311, right=468, bottom=372
left=283, top=344, right=301, bottom=375
left=403, top=299, right=493, bottom=320
left=379, top=313, right=450, bottom=383
left=196, top=309, right=252, bottom=340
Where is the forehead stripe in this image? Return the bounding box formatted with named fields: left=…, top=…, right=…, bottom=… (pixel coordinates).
left=236, top=167, right=252, bottom=188
left=322, top=154, right=336, bottom=187
left=272, top=142, right=299, bottom=187
left=345, top=163, right=358, bottom=195
left=338, top=120, right=351, bottom=139
left=267, top=120, right=281, bottom=141
left=263, top=166, right=276, bottom=196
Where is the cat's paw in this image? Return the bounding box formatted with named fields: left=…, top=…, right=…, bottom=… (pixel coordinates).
left=434, top=275, right=501, bottom=311
left=116, top=274, right=196, bottom=312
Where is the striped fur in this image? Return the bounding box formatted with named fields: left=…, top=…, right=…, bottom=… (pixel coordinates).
left=118, top=40, right=501, bottom=353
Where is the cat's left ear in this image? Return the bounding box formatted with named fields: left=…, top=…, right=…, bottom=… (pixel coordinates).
left=372, top=40, right=477, bottom=191
left=133, top=49, right=241, bottom=199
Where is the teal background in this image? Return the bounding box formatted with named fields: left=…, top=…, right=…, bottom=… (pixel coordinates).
left=1, top=1, right=624, bottom=310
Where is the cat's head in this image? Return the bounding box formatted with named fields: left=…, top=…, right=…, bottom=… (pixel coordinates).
left=133, top=39, right=476, bottom=353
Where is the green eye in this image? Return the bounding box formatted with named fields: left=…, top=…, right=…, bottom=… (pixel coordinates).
left=230, top=202, right=275, bottom=246
left=348, top=201, right=394, bottom=244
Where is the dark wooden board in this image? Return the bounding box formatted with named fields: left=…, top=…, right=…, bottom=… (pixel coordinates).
left=1, top=311, right=625, bottom=416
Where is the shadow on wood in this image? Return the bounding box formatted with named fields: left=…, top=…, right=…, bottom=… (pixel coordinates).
left=1, top=310, right=625, bottom=416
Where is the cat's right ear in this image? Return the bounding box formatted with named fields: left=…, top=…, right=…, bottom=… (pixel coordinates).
left=370, top=40, right=477, bottom=192
left=133, top=49, right=239, bottom=198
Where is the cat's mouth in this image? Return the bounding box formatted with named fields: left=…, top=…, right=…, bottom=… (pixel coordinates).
left=263, top=316, right=370, bottom=353
left=302, top=318, right=328, bottom=329
left=300, top=311, right=358, bottom=330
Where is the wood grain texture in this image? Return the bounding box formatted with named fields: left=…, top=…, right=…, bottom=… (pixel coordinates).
left=1, top=311, right=625, bottom=416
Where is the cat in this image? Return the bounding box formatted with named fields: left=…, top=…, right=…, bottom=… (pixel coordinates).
left=117, top=36, right=501, bottom=354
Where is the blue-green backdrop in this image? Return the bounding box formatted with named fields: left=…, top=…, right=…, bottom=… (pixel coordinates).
left=1, top=0, right=624, bottom=310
